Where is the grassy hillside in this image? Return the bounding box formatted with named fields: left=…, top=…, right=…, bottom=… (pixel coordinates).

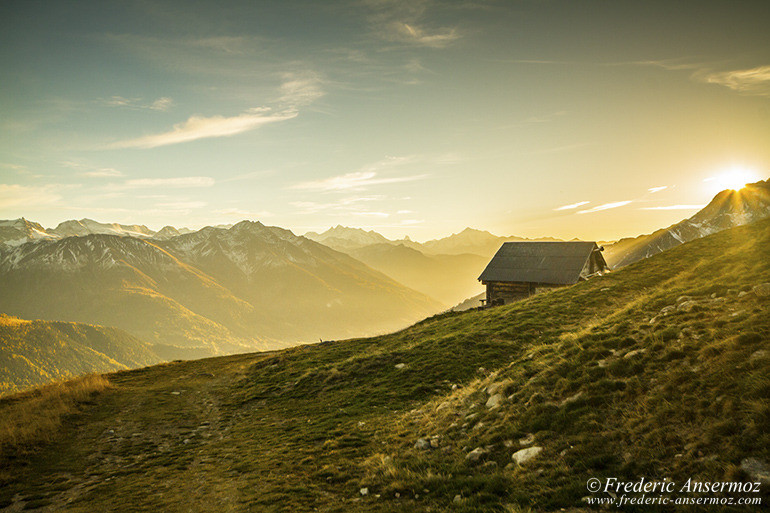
left=1, top=219, right=768, bottom=511
left=0, top=315, right=162, bottom=396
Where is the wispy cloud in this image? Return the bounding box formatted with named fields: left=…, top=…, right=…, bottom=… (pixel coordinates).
left=156, top=200, right=207, bottom=209
left=640, top=204, right=705, bottom=210
left=123, top=177, right=215, bottom=188
left=291, top=171, right=427, bottom=191
left=365, top=0, right=461, bottom=48
left=699, top=65, right=770, bottom=97
left=278, top=71, right=325, bottom=109
left=109, top=107, right=296, bottom=149
left=101, top=96, right=174, bottom=111
left=577, top=201, right=632, bottom=214
left=554, top=201, right=589, bottom=211
left=62, top=161, right=124, bottom=178
left=648, top=185, right=668, bottom=193
left=0, top=184, right=61, bottom=209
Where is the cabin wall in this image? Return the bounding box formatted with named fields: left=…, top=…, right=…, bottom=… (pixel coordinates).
left=484, top=281, right=563, bottom=306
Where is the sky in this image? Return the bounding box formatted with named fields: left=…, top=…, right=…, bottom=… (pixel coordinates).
left=1, top=0, right=769, bottom=242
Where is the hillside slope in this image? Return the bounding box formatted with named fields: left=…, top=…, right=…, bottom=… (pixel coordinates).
left=1, top=219, right=768, bottom=512
left=0, top=315, right=161, bottom=396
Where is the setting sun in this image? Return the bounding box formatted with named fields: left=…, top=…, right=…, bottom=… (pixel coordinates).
left=706, top=167, right=761, bottom=193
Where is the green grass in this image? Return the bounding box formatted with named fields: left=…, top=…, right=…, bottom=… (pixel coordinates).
left=1, top=219, right=769, bottom=512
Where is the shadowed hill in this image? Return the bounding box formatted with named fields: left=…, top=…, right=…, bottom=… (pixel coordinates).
left=0, top=315, right=161, bottom=396
left=1, top=219, right=768, bottom=511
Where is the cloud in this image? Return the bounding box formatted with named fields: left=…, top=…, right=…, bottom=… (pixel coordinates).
left=640, top=205, right=705, bottom=210
left=156, top=201, right=207, bottom=209
left=289, top=196, right=385, bottom=215
left=62, top=160, right=124, bottom=177
left=700, top=65, right=770, bottom=97
left=0, top=184, right=61, bottom=209
left=278, top=71, right=325, bottom=109
left=123, top=177, right=215, bottom=188
left=102, top=96, right=174, bottom=111
left=648, top=186, right=668, bottom=193
left=554, top=201, right=589, bottom=211
left=109, top=107, right=296, bottom=149
left=386, top=22, right=459, bottom=48
left=291, top=171, right=427, bottom=191
left=577, top=201, right=632, bottom=214
left=365, top=0, right=461, bottom=48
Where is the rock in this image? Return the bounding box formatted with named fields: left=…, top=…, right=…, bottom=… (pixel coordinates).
left=738, top=291, right=749, bottom=298
left=676, top=295, right=693, bottom=304
left=519, top=433, right=535, bottom=446
left=414, top=438, right=431, bottom=450
left=708, top=297, right=727, bottom=305
left=560, top=391, right=583, bottom=406
left=597, top=359, right=609, bottom=367
left=503, top=439, right=514, bottom=448
left=465, top=413, right=478, bottom=420
left=601, top=287, right=610, bottom=291
left=623, top=348, right=647, bottom=359
left=741, top=458, right=770, bottom=485
left=512, top=446, right=543, bottom=465
left=482, top=461, right=498, bottom=469
left=360, top=487, right=369, bottom=496
left=710, top=292, right=717, bottom=299
left=659, top=305, right=677, bottom=316
left=750, top=350, right=768, bottom=362
left=436, top=401, right=451, bottom=411
left=678, top=300, right=700, bottom=312
left=753, top=283, right=770, bottom=298
left=453, top=494, right=462, bottom=504
left=170, top=391, right=181, bottom=395
left=478, top=367, right=486, bottom=374
left=395, top=363, right=407, bottom=370
left=451, top=384, right=459, bottom=390
left=486, top=393, right=505, bottom=409
left=486, top=380, right=509, bottom=396
left=466, top=447, right=488, bottom=462
left=430, top=436, right=441, bottom=448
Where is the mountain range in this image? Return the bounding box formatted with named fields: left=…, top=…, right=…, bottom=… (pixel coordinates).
left=0, top=218, right=194, bottom=246
left=0, top=222, right=440, bottom=361
left=604, top=179, right=770, bottom=268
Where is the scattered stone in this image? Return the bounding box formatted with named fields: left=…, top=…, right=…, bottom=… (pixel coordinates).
left=395, top=492, right=400, bottom=498
left=512, top=446, right=543, bottom=465
left=678, top=300, right=700, bottom=312
left=482, top=461, right=498, bottom=469
left=750, top=350, right=768, bottom=362
left=486, top=393, right=505, bottom=409
left=741, top=458, right=770, bottom=485
left=601, top=287, right=611, bottom=291
left=738, top=291, right=749, bottom=298
left=710, top=292, right=717, bottom=299
left=395, top=363, right=407, bottom=370
left=478, top=367, right=486, bottom=374
left=360, top=487, right=369, bottom=496
left=519, top=433, right=535, bottom=446
left=453, top=494, right=462, bottom=504
left=486, top=380, right=509, bottom=396
left=560, top=391, right=583, bottom=407
left=465, top=413, right=478, bottom=420
left=451, top=384, right=459, bottom=390
left=676, top=295, right=693, bottom=304
left=659, top=305, right=677, bottom=316
left=623, top=348, right=647, bottom=359
left=466, top=447, right=488, bottom=462
left=437, top=401, right=451, bottom=411
left=597, top=359, right=609, bottom=368
left=170, top=391, right=181, bottom=395
left=414, top=438, right=431, bottom=450
left=503, top=439, right=514, bottom=448
left=430, top=436, right=441, bottom=448
left=753, top=283, right=770, bottom=298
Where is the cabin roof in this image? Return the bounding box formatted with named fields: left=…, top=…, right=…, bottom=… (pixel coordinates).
left=478, top=241, right=604, bottom=285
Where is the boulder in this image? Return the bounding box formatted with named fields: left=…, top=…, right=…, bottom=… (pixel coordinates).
left=395, top=363, right=407, bottom=370
left=414, top=438, right=431, bottom=450
left=512, top=446, right=542, bottom=465
left=360, top=487, right=369, bottom=496
left=741, top=458, right=770, bottom=485
left=466, top=447, right=488, bottom=462
left=519, top=433, right=535, bottom=446
left=753, top=283, right=770, bottom=298
left=486, top=393, right=505, bottom=409
left=659, top=305, right=677, bottom=316
left=677, top=300, right=700, bottom=312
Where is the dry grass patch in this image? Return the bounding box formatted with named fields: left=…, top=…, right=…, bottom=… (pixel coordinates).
left=0, top=373, right=109, bottom=461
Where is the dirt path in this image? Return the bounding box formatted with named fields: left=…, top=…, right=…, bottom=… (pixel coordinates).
left=2, top=352, right=272, bottom=512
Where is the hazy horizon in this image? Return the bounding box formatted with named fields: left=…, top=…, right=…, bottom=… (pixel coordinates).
left=2, top=0, right=769, bottom=242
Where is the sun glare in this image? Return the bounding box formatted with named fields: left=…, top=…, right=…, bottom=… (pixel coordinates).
left=705, top=167, right=761, bottom=193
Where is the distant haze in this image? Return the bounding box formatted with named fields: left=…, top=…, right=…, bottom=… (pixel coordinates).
left=1, top=1, right=769, bottom=242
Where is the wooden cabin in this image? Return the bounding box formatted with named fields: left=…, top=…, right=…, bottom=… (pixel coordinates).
left=478, top=241, right=609, bottom=306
